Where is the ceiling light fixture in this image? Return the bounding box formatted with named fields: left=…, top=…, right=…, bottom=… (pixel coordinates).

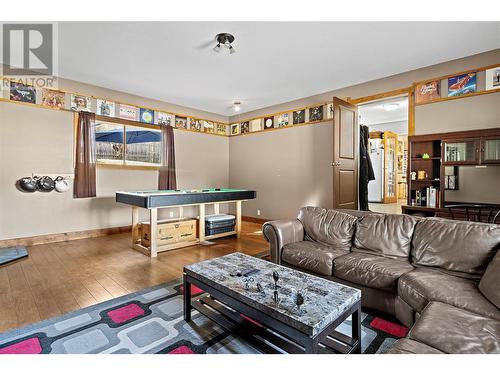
left=382, top=103, right=400, bottom=112
left=233, top=101, right=241, bottom=112
left=214, top=33, right=236, bottom=54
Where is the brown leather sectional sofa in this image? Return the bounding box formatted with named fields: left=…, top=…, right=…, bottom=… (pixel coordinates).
left=263, top=206, right=500, bottom=354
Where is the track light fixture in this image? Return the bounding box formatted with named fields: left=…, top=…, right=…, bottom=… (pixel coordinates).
left=233, top=101, right=241, bottom=112
left=214, top=33, right=236, bottom=54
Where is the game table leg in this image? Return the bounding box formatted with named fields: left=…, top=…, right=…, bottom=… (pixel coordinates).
left=131, top=207, right=140, bottom=246
left=236, top=200, right=242, bottom=238
left=149, top=207, right=158, bottom=258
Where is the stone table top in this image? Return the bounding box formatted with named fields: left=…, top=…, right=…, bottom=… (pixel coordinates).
left=184, top=252, right=361, bottom=336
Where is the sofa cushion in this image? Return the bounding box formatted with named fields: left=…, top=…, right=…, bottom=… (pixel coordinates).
left=297, top=207, right=357, bottom=251
left=412, top=218, right=500, bottom=279
left=282, top=241, right=347, bottom=276
left=398, top=268, right=500, bottom=320
left=408, top=302, right=500, bottom=354
left=479, top=250, right=500, bottom=309
left=386, top=338, right=444, bottom=354
left=353, top=213, right=417, bottom=259
left=333, top=253, right=414, bottom=292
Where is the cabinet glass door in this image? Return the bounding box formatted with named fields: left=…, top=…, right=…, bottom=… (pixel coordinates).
left=482, top=139, right=500, bottom=163
left=443, top=140, right=477, bottom=164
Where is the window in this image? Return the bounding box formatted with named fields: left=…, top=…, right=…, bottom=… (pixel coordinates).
left=95, top=121, right=161, bottom=167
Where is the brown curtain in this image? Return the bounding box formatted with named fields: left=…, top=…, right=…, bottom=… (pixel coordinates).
left=158, top=124, right=177, bottom=190
left=74, top=112, right=96, bottom=198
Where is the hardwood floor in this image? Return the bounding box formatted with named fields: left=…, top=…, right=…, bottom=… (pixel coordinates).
left=0, top=221, right=268, bottom=333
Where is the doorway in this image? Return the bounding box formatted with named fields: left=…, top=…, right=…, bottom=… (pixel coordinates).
left=358, top=95, right=409, bottom=214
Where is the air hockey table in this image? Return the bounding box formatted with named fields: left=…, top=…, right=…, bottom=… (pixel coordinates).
left=116, top=189, right=256, bottom=257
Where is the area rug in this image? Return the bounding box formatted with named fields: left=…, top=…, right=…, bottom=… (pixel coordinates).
left=0, top=280, right=406, bottom=354
left=0, top=246, right=28, bottom=266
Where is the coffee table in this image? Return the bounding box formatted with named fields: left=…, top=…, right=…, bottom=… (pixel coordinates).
left=183, top=252, right=361, bottom=354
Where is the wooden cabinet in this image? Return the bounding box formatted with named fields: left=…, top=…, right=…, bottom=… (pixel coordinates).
left=481, top=137, right=500, bottom=164
left=442, top=139, right=479, bottom=165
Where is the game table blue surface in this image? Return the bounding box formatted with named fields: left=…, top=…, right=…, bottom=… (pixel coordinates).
left=116, top=188, right=256, bottom=208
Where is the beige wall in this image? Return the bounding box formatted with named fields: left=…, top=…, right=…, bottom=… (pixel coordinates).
left=0, top=102, right=229, bottom=240
left=229, top=49, right=500, bottom=219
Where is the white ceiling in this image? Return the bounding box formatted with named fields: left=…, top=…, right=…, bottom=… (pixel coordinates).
left=359, top=96, right=408, bottom=126
left=53, top=22, right=499, bottom=116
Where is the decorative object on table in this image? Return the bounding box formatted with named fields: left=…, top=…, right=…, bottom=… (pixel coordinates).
left=272, top=270, right=279, bottom=289
left=485, top=66, right=500, bottom=91
left=16, top=176, right=39, bottom=192
left=309, top=105, right=323, bottom=122
left=290, top=288, right=306, bottom=314
left=140, top=108, right=154, bottom=124
left=216, top=123, right=227, bottom=135
left=10, top=81, right=36, bottom=104
left=175, top=116, right=187, bottom=129
left=415, top=80, right=441, bottom=103
left=37, top=176, right=56, bottom=192
left=326, top=103, right=334, bottom=119
left=0, top=246, right=28, bottom=266
left=448, top=72, right=477, bottom=97
left=277, top=113, right=289, bottom=127
left=190, top=118, right=202, bottom=131
left=256, top=282, right=265, bottom=297
left=422, top=153, right=430, bottom=159
left=293, top=109, right=305, bottom=124
left=96, top=99, right=115, bottom=117
left=54, top=176, right=71, bottom=192
left=243, top=277, right=254, bottom=291
left=70, top=94, right=92, bottom=112
left=119, top=104, right=138, bottom=120
left=410, top=171, right=417, bottom=180
left=240, top=121, right=250, bottom=134
left=156, top=112, right=173, bottom=126
left=250, top=119, right=262, bottom=132
left=203, top=121, right=214, bottom=133
left=417, top=170, right=428, bottom=180
left=263, top=117, right=274, bottom=129
left=41, top=88, right=65, bottom=109
left=230, top=123, right=240, bottom=135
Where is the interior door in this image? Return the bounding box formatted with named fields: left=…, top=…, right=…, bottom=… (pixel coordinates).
left=332, top=97, right=359, bottom=209
left=383, top=131, right=398, bottom=203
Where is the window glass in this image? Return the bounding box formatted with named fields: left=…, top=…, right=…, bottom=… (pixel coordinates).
left=125, top=126, right=161, bottom=166
left=95, top=122, right=124, bottom=164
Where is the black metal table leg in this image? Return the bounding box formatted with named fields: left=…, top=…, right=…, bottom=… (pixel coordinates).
left=183, top=274, right=192, bottom=322
left=352, top=304, right=362, bottom=354
left=305, top=338, right=319, bottom=354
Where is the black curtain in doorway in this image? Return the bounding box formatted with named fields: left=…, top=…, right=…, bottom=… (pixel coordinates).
left=359, top=125, right=375, bottom=211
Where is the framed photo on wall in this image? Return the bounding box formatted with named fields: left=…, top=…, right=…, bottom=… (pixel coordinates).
left=447, top=72, right=477, bottom=97
left=140, top=108, right=154, bottom=124
left=277, top=113, right=289, bottom=127
left=309, top=105, right=323, bottom=122
left=71, top=94, right=92, bottom=112
left=250, top=119, right=262, bottom=132
left=415, top=80, right=441, bottom=103
left=293, top=109, right=305, bottom=124
left=216, top=123, right=227, bottom=135
left=326, top=103, right=334, bottom=119
left=96, top=99, right=115, bottom=117
left=230, top=123, right=240, bottom=135
left=10, top=82, right=36, bottom=104
left=485, top=66, right=500, bottom=90
left=119, top=104, right=138, bottom=120
left=175, top=116, right=187, bottom=129
left=203, top=121, right=214, bottom=133
left=190, top=118, right=202, bottom=131
left=263, top=117, right=274, bottom=129
left=156, top=112, right=173, bottom=126
left=240, top=121, right=250, bottom=134
left=42, top=89, right=65, bottom=109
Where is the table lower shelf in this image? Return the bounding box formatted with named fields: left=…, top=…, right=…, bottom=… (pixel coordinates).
left=190, top=295, right=360, bottom=354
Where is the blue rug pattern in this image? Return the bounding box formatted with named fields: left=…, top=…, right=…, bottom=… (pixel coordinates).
left=0, top=246, right=28, bottom=265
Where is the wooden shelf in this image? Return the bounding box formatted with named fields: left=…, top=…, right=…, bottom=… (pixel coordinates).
left=412, top=179, right=440, bottom=183
left=415, top=87, right=500, bottom=106
left=205, top=231, right=237, bottom=240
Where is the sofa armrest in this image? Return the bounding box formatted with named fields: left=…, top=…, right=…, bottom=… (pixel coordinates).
left=262, top=220, right=304, bottom=264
